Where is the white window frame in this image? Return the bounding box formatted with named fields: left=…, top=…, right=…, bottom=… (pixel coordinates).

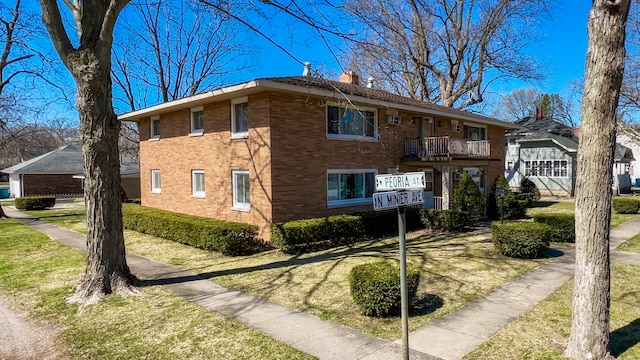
left=232, top=170, right=250, bottom=211
left=326, top=102, right=378, bottom=141
left=451, top=120, right=461, bottom=132
left=463, top=122, right=487, bottom=141
left=231, top=96, right=249, bottom=138
left=190, top=106, right=204, bottom=136
left=525, top=160, right=568, bottom=178
left=191, top=170, right=206, bottom=198
left=327, top=169, right=377, bottom=208
left=151, top=169, right=161, bottom=193
left=150, top=115, right=160, bottom=140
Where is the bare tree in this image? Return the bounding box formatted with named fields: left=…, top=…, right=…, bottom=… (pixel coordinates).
left=492, top=88, right=541, bottom=121
left=112, top=0, right=251, bottom=111
left=38, top=0, right=138, bottom=305
left=343, top=0, right=551, bottom=108
left=565, top=1, right=630, bottom=359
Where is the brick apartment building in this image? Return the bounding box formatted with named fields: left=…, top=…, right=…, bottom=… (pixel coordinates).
left=119, top=72, right=518, bottom=240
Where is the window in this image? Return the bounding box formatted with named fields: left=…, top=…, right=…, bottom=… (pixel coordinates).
left=150, top=116, right=160, bottom=139
left=232, top=170, right=250, bottom=210
left=525, top=160, right=568, bottom=178
left=327, top=104, right=377, bottom=139
left=192, top=170, right=205, bottom=198
left=190, top=106, right=204, bottom=135
left=327, top=170, right=376, bottom=207
left=465, top=125, right=486, bottom=141
left=151, top=170, right=161, bottom=193
left=463, top=167, right=485, bottom=193
left=231, top=97, right=248, bottom=138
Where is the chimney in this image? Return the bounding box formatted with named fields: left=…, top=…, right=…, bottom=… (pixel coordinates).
left=535, top=107, right=542, bottom=120
left=339, top=71, right=360, bottom=85
left=302, top=62, right=311, bottom=76
left=367, top=77, right=374, bottom=88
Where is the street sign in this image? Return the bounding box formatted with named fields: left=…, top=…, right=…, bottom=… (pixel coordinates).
left=375, top=172, right=426, bottom=192
left=373, top=189, right=424, bottom=211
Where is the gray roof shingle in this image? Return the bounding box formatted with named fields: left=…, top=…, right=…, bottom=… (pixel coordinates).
left=1, top=145, right=83, bottom=174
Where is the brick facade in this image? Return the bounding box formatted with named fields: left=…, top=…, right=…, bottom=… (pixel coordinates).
left=136, top=87, right=510, bottom=241
left=22, top=174, right=83, bottom=197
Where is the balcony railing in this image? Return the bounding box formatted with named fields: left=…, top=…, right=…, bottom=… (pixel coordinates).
left=405, top=136, right=490, bottom=158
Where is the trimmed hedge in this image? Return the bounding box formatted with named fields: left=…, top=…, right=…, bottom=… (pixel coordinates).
left=420, top=209, right=471, bottom=232
left=122, top=203, right=261, bottom=256
left=271, top=209, right=424, bottom=254
left=491, top=221, right=551, bottom=259
left=533, top=213, right=575, bottom=243
left=15, top=196, right=56, bottom=210
left=612, top=197, right=640, bottom=214
left=349, top=261, right=421, bottom=317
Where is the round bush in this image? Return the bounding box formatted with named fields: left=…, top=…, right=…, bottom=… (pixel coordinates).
left=533, top=213, right=575, bottom=243
left=349, top=261, right=420, bottom=317
left=491, top=221, right=551, bottom=259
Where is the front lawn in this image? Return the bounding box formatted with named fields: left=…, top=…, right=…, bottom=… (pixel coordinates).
left=527, top=200, right=634, bottom=230
left=464, top=263, right=640, bottom=359
left=0, top=218, right=313, bottom=360
left=25, top=207, right=547, bottom=340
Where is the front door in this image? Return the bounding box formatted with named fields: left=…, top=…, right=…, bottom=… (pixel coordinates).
left=422, top=169, right=435, bottom=208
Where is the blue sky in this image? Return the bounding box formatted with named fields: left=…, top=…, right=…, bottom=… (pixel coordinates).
left=242, top=2, right=594, bottom=100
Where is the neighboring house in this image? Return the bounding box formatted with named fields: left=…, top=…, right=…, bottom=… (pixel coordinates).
left=119, top=72, right=518, bottom=240
left=72, top=152, right=141, bottom=199
left=1, top=145, right=84, bottom=198
left=505, top=114, right=635, bottom=196
left=616, top=127, right=640, bottom=186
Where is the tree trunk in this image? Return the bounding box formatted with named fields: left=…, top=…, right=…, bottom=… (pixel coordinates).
left=565, top=1, right=630, bottom=359
left=65, top=47, right=138, bottom=305
left=0, top=203, right=7, bottom=218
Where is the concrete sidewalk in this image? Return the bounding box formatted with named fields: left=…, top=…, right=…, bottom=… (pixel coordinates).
left=5, top=204, right=640, bottom=360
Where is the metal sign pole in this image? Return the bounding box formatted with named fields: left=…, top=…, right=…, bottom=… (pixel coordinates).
left=398, top=205, right=409, bottom=360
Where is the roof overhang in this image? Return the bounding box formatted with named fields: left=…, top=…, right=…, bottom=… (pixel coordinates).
left=118, top=79, right=519, bottom=130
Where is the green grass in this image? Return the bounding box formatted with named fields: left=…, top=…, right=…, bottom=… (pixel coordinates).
left=25, top=208, right=87, bottom=234
left=527, top=200, right=635, bottom=230
left=22, top=207, right=547, bottom=340
left=0, top=218, right=314, bottom=360
left=617, top=233, right=640, bottom=254
left=464, top=263, right=640, bottom=359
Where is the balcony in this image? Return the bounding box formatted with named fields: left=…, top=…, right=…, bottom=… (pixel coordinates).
left=405, top=137, right=490, bottom=159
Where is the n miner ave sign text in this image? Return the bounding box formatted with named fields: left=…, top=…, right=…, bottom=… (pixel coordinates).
left=373, top=190, right=424, bottom=211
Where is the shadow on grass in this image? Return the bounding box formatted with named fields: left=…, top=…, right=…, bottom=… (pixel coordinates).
left=529, top=201, right=558, bottom=208
left=611, top=317, right=640, bottom=357
left=411, top=294, right=444, bottom=317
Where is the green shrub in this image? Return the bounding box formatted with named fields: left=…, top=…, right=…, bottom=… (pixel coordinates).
left=419, top=209, right=470, bottom=231
left=349, top=261, right=421, bottom=317
left=533, top=213, right=575, bottom=243
left=15, top=196, right=56, bottom=210
left=122, top=203, right=261, bottom=256
left=271, top=215, right=365, bottom=254
left=491, top=221, right=551, bottom=259
left=453, top=173, right=485, bottom=213
left=612, top=197, right=640, bottom=214
left=519, top=177, right=541, bottom=203
left=271, top=209, right=426, bottom=254
left=358, top=208, right=423, bottom=238
left=488, top=175, right=528, bottom=220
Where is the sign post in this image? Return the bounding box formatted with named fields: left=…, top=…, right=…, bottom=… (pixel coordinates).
left=373, top=172, right=425, bottom=360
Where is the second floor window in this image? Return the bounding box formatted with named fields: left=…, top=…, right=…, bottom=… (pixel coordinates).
left=327, top=104, right=376, bottom=139
left=465, top=125, right=486, bottom=141
left=231, top=97, right=248, bottom=138
left=191, top=106, right=204, bottom=134
left=150, top=116, right=160, bottom=139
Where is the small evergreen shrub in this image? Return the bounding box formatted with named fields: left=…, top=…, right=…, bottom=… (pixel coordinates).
left=491, top=221, right=551, bottom=259
left=519, top=177, right=541, bottom=203
left=533, top=213, right=575, bottom=243
left=612, top=197, right=640, bottom=214
left=488, top=175, right=529, bottom=220
left=122, top=203, right=261, bottom=256
left=420, top=209, right=470, bottom=231
left=453, top=173, right=485, bottom=213
left=15, top=196, right=56, bottom=210
left=349, top=261, right=421, bottom=317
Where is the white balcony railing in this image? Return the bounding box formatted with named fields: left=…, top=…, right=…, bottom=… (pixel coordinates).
left=405, top=137, right=490, bottom=158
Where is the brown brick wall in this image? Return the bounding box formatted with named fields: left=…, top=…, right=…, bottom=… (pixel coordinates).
left=138, top=93, right=273, bottom=239
left=22, top=174, right=83, bottom=196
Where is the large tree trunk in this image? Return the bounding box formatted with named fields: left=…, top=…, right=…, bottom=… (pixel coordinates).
left=0, top=203, right=7, bottom=218
left=565, top=1, right=630, bottom=359
left=38, top=0, right=137, bottom=305
left=65, top=47, right=138, bottom=305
